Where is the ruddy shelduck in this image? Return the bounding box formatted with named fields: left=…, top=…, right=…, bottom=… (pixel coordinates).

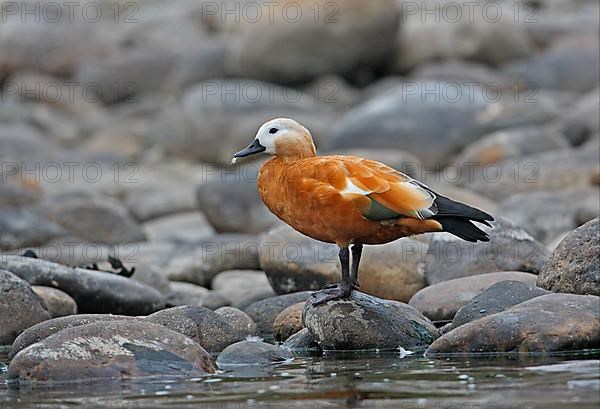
left=233, top=118, right=494, bottom=304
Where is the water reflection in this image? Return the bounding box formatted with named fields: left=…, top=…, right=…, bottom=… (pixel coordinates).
left=1, top=350, right=598, bottom=408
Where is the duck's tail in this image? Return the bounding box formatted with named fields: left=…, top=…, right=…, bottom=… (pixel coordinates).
left=432, top=195, right=494, bottom=242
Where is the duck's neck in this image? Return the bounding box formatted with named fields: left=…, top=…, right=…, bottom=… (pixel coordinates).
left=273, top=138, right=317, bottom=162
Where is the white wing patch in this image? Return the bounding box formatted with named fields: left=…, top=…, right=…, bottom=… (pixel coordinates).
left=341, top=178, right=372, bottom=195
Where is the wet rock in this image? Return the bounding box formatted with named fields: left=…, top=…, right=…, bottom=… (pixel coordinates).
left=282, top=328, right=322, bottom=352
left=32, top=286, right=78, bottom=318
left=273, top=302, right=305, bottom=343
left=216, top=340, right=293, bottom=366
left=8, top=320, right=217, bottom=381
left=10, top=314, right=135, bottom=358
left=304, top=291, right=439, bottom=351
left=328, top=82, right=558, bottom=168
left=44, top=194, right=145, bottom=245
left=211, top=270, right=275, bottom=309
left=142, top=211, right=215, bottom=243
left=409, top=272, right=538, bottom=322
left=146, top=305, right=245, bottom=353
left=466, top=144, right=600, bottom=200
left=196, top=164, right=278, bottom=234
left=0, top=256, right=164, bottom=315
left=537, top=218, right=600, bottom=296
left=163, top=234, right=261, bottom=285
left=455, top=127, right=568, bottom=166
left=0, top=208, right=66, bottom=250
left=165, top=281, right=230, bottom=310
left=244, top=292, right=312, bottom=342
left=497, top=188, right=599, bottom=245
left=503, top=35, right=599, bottom=92
left=451, top=281, right=551, bottom=329
left=259, top=225, right=340, bottom=294
left=215, top=307, right=258, bottom=338
left=0, top=270, right=51, bottom=345
left=426, top=293, right=600, bottom=354
left=425, top=217, right=550, bottom=284
left=229, top=0, right=398, bottom=84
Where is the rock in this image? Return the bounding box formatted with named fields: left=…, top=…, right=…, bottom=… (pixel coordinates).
left=0, top=270, right=51, bottom=345
left=229, top=0, right=398, bottom=84
left=0, top=208, right=66, bottom=250
left=0, top=256, right=164, bottom=315
left=215, top=307, right=258, bottom=338
left=466, top=144, right=600, bottom=200
left=454, top=127, right=568, bottom=166
left=211, top=270, right=275, bottom=309
left=165, top=281, right=230, bottom=310
left=497, top=188, right=599, bottom=245
left=162, top=234, right=261, bottom=285
left=282, top=328, right=322, bottom=352
left=537, top=218, right=600, bottom=296
left=426, top=293, right=600, bottom=354
left=32, top=286, right=78, bottom=318
left=244, top=292, right=312, bottom=342
left=128, top=263, right=172, bottom=295
left=558, top=88, right=599, bottom=146
left=10, top=314, right=135, bottom=358
left=142, top=211, right=215, bottom=243
left=8, top=320, right=217, bottom=381
left=503, top=35, right=599, bottom=92
left=260, top=225, right=428, bottom=302
left=196, top=164, right=278, bottom=234
left=325, top=148, right=422, bottom=179
left=396, top=6, right=534, bottom=70
left=182, top=80, right=335, bottom=165
left=355, top=238, right=428, bottom=302
left=124, top=184, right=198, bottom=222
left=146, top=305, right=244, bottom=353
left=44, top=194, right=145, bottom=245
left=216, top=340, right=293, bottom=366
left=259, top=225, right=340, bottom=294
left=411, top=60, right=516, bottom=86
left=273, top=302, right=305, bottom=343
left=451, top=281, right=551, bottom=329
left=327, top=82, right=559, bottom=168
left=0, top=180, right=41, bottom=208
left=304, top=291, right=439, bottom=351
left=425, top=217, right=550, bottom=284
left=409, top=271, right=538, bottom=322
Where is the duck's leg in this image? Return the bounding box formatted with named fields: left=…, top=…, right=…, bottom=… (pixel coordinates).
left=312, top=246, right=352, bottom=305
left=350, top=243, right=363, bottom=289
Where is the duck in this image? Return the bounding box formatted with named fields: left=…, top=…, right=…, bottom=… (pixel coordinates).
left=233, top=118, right=494, bottom=304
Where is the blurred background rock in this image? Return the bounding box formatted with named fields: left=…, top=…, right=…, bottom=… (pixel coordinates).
left=0, top=0, right=598, bottom=306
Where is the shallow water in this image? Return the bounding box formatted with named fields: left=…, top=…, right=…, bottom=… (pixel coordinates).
left=1, top=349, right=599, bottom=408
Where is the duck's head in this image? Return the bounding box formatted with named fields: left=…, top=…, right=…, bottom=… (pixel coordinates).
left=233, top=118, right=316, bottom=163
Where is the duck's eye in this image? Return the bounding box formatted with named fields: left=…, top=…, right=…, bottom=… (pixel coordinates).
left=269, top=128, right=278, bottom=134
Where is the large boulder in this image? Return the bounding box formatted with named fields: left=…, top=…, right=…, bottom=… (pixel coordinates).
left=146, top=305, right=246, bottom=353
left=424, top=217, right=550, bottom=284
left=409, top=271, right=538, bottom=322
left=0, top=256, right=164, bottom=315
left=451, top=280, right=550, bottom=329
left=8, top=320, right=217, bottom=381
left=426, top=294, right=600, bottom=354
left=304, top=291, right=439, bottom=351
left=0, top=270, right=51, bottom=345
left=537, top=218, right=600, bottom=296
left=10, top=314, right=135, bottom=358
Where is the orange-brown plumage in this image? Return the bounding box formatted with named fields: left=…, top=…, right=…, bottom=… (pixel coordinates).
left=233, top=118, right=494, bottom=303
